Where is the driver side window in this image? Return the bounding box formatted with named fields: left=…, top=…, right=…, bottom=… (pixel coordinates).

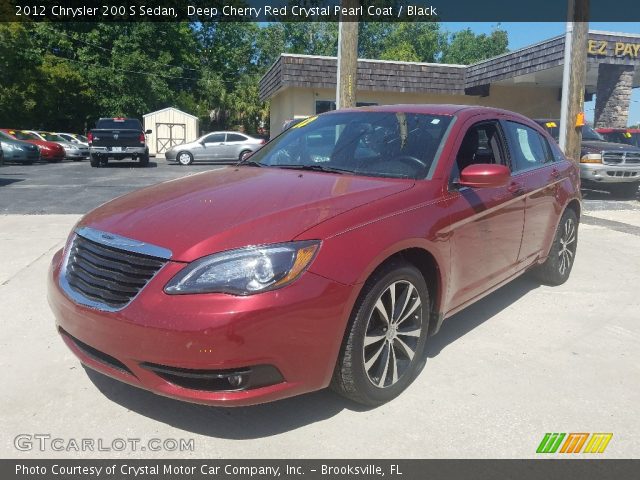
left=451, top=121, right=507, bottom=182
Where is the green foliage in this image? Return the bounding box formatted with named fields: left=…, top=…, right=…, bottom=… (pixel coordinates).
left=0, top=21, right=508, bottom=135
left=441, top=27, right=509, bottom=65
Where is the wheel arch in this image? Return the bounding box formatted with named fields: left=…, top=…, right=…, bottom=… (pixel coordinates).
left=355, top=246, right=445, bottom=338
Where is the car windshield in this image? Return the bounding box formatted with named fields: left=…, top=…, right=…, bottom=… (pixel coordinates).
left=251, top=112, right=453, bottom=179
left=40, top=132, right=65, bottom=142
left=603, top=131, right=640, bottom=147
left=10, top=131, right=38, bottom=141
left=96, top=119, right=141, bottom=130
left=538, top=121, right=604, bottom=142
left=0, top=131, right=14, bottom=140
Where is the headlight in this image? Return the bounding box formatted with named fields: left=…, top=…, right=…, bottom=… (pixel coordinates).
left=164, top=241, right=320, bottom=295
left=580, top=153, right=602, bottom=164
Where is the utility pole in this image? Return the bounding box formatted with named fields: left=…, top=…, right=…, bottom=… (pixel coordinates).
left=558, top=0, right=589, bottom=162
left=336, top=0, right=359, bottom=109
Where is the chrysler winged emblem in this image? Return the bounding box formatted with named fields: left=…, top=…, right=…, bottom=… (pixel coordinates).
left=100, top=233, right=145, bottom=249
left=113, top=133, right=119, bottom=140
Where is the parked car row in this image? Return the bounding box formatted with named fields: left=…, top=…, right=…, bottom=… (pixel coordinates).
left=0, top=128, right=89, bottom=164
left=534, top=120, right=640, bottom=198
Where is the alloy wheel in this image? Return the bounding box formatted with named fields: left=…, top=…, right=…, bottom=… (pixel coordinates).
left=558, top=217, right=576, bottom=275
left=178, top=153, right=192, bottom=165
left=363, top=280, right=423, bottom=389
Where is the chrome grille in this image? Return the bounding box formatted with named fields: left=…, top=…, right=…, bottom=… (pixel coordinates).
left=602, top=151, right=640, bottom=165
left=62, top=230, right=169, bottom=310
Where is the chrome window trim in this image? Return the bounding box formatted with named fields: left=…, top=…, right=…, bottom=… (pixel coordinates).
left=59, top=227, right=172, bottom=312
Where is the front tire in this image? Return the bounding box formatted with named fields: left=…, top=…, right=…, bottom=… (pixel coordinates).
left=332, top=260, right=429, bottom=406
left=177, top=151, right=193, bottom=166
left=239, top=150, right=252, bottom=162
left=533, top=208, right=578, bottom=286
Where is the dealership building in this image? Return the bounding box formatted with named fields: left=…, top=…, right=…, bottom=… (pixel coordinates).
left=259, top=30, right=640, bottom=137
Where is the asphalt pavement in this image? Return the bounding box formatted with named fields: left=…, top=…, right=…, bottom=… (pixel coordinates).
left=0, top=158, right=224, bottom=214
left=0, top=160, right=639, bottom=459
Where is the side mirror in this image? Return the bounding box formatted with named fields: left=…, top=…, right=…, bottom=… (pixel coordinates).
left=458, top=164, right=511, bottom=188
left=145, top=129, right=152, bottom=134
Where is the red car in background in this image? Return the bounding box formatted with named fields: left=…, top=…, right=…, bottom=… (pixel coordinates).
left=0, top=129, right=65, bottom=162
left=595, top=128, right=640, bottom=148
left=48, top=105, right=581, bottom=407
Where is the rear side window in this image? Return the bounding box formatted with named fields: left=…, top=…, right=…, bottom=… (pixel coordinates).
left=96, top=119, right=142, bottom=130
left=504, top=121, right=553, bottom=172
left=226, top=133, right=247, bottom=142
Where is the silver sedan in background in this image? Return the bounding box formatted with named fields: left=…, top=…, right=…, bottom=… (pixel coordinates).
left=57, top=132, right=90, bottom=147
left=165, top=131, right=265, bottom=165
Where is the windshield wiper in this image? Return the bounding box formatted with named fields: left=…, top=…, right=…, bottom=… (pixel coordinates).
left=274, top=164, right=354, bottom=175
left=235, top=159, right=263, bottom=167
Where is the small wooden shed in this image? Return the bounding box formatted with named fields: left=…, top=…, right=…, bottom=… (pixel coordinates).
left=143, top=107, right=199, bottom=156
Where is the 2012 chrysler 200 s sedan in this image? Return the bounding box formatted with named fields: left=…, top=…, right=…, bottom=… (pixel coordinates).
left=48, top=105, right=581, bottom=407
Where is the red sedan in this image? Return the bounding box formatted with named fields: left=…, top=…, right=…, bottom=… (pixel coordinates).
left=1, top=129, right=65, bottom=162
left=48, top=105, right=581, bottom=406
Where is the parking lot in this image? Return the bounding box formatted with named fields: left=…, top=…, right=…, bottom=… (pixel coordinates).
left=1, top=160, right=639, bottom=458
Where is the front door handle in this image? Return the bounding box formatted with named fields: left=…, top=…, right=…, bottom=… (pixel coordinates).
left=551, top=169, right=560, bottom=179
left=508, top=182, right=524, bottom=194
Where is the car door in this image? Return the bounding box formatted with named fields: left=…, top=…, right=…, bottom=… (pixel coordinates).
left=502, top=120, right=564, bottom=263
left=223, top=133, right=249, bottom=160
left=445, top=118, right=526, bottom=310
left=201, top=133, right=226, bottom=160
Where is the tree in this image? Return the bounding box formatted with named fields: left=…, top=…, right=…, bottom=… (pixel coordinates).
left=441, top=27, right=509, bottom=65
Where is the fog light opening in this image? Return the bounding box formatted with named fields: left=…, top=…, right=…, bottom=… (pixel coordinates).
left=227, top=374, right=245, bottom=388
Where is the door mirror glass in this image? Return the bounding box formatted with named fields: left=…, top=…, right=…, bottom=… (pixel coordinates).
left=459, top=164, right=510, bottom=188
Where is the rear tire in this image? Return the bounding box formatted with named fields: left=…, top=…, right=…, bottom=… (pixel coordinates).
left=90, top=156, right=100, bottom=167
left=177, top=151, right=193, bottom=166
left=607, top=182, right=638, bottom=199
left=139, top=155, right=149, bottom=167
left=331, top=260, right=430, bottom=406
left=533, top=208, right=578, bottom=286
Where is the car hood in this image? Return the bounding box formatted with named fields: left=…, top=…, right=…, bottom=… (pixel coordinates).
left=0, top=138, right=38, bottom=150
left=79, top=167, right=415, bottom=262
left=582, top=140, right=640, bottom=154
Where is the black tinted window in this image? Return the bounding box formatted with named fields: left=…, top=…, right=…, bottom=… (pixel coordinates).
left=227, top=133, right=247, bottom=142
left=203, top=133, right=225, bottom=143
left=96, top=119, right=142, bottom=130
left=505, top=122, right=553, bottom=171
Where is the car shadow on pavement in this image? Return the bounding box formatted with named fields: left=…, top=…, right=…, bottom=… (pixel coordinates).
left=425, top=275, right=541, bottom=358
left=84, top=367, right=370, bottom=439
left=101, top=161, right=158, bottom=168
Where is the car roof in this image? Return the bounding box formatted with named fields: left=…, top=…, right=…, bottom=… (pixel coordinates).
left=325, top=104, right=522, bottom=117
left=596, top=128, right=640, bottom=133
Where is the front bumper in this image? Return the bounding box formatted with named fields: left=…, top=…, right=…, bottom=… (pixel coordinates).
left=65, top=149, right=89, bottom=159
left=4, top=150, right=39, bottom=163
left=581, top=163, right=640, bottom=184
left=164, top=150, right=177, bottom=161
left=48, top=249, right=355, bottom=406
